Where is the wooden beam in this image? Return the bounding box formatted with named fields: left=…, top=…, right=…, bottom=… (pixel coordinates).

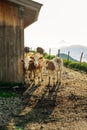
left=7, top=0, right=42, bottom=10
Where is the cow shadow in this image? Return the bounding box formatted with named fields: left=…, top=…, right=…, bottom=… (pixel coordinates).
left=12, top=83, right=60, bottom=129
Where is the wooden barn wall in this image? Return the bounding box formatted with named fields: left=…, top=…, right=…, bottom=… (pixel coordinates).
left=0, top=1, right=24, bottom=83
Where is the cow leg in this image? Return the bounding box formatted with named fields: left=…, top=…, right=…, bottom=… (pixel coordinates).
left=53, top=77, right=55, bottom=86
left=37, top=70, right=43, bottom=85
left=53, top=71, right=55, bottom=86
left=33, top=70, right=36, bottom=84
left=56, top=71, right=58, bottom=84
left=59, top=70, right=61, bottom=85
left=48, top=76, right=50, bottom=86
left=48, top=70, right=51, bottom=86
left=29, top=71, right=31, bottom=81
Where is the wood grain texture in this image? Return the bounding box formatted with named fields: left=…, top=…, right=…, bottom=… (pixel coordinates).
left=0, top=1, right=19, bottom=27
left=0, top=1, right=24, bottom=83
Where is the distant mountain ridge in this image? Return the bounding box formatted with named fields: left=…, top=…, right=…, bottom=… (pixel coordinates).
left=59, top=53, right=78, bottom=62
left=50, top=44, right=87, bottom=62
left=60, top=45, right=87, bottom=62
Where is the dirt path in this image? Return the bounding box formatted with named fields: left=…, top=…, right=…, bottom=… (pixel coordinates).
left=1, top=67, right=87, bottom=130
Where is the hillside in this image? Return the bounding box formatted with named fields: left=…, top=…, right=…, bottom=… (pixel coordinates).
left=60, top=45, right=87, bottom=62
left=48, top=44, right=87, bottom=62
left=59, top=53, right=78, bottom=62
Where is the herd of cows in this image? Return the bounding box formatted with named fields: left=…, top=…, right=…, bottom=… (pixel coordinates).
left=23, top=47, right=63, bottom=86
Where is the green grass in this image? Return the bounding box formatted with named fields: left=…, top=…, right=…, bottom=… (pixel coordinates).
left=0, top=82, right=23, bottom=87
left=15, top=126, right=24, bottom=130
left=0, top=91, right=16, bottom=97
left=63, top=59, right=87, bottom=72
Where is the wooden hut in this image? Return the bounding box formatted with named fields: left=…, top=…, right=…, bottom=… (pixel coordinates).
left=0, top=0, right=42, bottom=83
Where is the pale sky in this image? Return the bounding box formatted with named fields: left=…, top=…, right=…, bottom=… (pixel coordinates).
left=24, top=0, right=87, bottom=49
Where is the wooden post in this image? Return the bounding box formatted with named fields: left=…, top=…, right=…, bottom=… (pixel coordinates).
left=48, top=48, right=51, bottom=59
left=0, top=0, right=42, bottom=83
left=80, top=52, right=83, bottom=63
left=0, top=1, right=24, bottom=83
left=58, top=49, right=60, bottom=57
left=49, top=48, right=51, bottom=56
left=68, top=51, right=70, bottom=61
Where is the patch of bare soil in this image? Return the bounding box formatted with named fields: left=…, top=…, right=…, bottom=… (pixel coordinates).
left=0, top=67, right=87, bottom=130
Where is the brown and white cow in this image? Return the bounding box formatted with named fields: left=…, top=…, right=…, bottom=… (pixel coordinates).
left=45, top=57, right=63, bottom=86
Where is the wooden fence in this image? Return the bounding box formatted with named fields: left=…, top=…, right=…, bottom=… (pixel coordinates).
left=29, top=47, right=86, bottom=63
left=48, top=48, right=85, bottom=63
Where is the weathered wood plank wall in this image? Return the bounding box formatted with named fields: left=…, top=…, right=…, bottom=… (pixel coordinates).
left=0, top=1, right=24, bottom=83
